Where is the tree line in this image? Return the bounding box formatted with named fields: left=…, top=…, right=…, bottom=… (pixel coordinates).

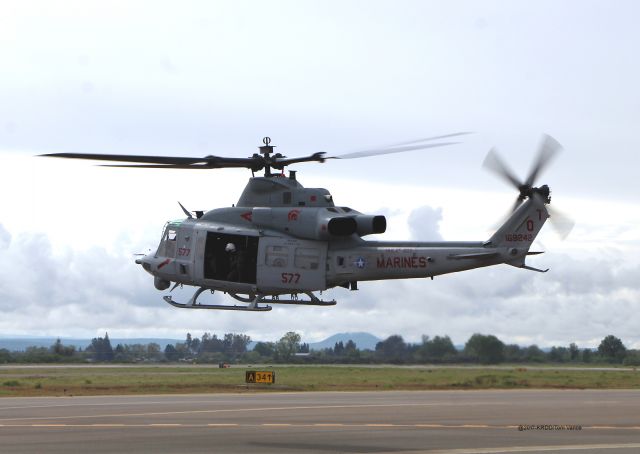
left=0, top=332, right=638, bottom=366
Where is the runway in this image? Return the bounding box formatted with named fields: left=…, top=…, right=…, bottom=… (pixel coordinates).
left=1, top=390, right=639, bottom=453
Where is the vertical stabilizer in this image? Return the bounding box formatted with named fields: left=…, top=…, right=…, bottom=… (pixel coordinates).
left=488, top=198, right=549, bottom=269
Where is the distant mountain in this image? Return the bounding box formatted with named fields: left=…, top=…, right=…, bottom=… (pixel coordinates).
left=0, top=338, right=181, bottom=352
left=308, top=332, right=382, bottom=351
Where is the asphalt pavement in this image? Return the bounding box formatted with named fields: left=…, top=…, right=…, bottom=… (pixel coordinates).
left=1, top=389, right=639, bottom=453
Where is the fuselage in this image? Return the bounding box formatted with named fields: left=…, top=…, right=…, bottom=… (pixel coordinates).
left=137, top=173, right=547, bottom=297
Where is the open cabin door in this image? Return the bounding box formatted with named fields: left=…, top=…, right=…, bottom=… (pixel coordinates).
left=202, top=232, right=259, bottom=284
left=257, top=237, right=327, bottom=292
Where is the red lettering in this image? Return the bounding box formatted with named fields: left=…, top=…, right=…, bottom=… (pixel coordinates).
left=393, top=257, right=400, bottom=267
left=377, top=257, right=385, bottom=268
left=403, top=257, right=411, bottom=267
left=281, top=273, right=301, bottom=284
left=419, top=257, right=427, bottom=267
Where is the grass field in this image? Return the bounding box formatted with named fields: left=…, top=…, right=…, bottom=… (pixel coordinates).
left=1, top=365, right=639, bottom=397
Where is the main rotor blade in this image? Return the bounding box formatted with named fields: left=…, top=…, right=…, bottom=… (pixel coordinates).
left=482, top=148, right=523, bottom=189
left=98, top=164, right=212, bottom=169
left=383, top=131, right=473, bottom=147
left=41, top=152, right=263, bottom=170
left=524, top=134, right=562, bottom=187
left=333, top=141, right=460, bottom=160
left=39, top=152, right=206, bottom=165
left=272, top=152, right=326, bottom=169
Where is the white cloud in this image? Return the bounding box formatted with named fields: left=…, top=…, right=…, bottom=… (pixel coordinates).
left=408, top=206, right=443, bottom=241
left=1, top=1, right=639, bottom=348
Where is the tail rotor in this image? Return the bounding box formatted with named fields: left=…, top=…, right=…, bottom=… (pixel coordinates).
left=483, top=134, right=574, bottom=239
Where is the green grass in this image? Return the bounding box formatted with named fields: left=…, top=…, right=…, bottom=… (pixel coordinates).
left=0, top=365, right=638, bottom=397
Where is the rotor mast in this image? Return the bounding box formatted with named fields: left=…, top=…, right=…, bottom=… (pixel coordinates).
left=259, top=136, right=276, bottom=177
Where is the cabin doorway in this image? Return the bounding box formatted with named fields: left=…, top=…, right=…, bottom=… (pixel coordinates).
left=203, top=232, right=258, bottom=284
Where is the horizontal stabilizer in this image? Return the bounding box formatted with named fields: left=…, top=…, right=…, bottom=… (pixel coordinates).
left=448, top=251, right=500, bottom=260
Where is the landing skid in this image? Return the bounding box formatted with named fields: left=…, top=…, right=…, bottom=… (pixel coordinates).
left=163, top=295, right=272, bottom=311
left=163, top=287, right=336, bottom=311
left=258, top=292, right=336, bottom=306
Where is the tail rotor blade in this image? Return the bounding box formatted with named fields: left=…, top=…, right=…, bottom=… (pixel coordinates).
left=525, top=134, right=563, bottom=187
left=489, top=196, right=524, bottom=232
left=482, top=147, right=523, bottom=189
left=547, top=205, right=575, bottom=240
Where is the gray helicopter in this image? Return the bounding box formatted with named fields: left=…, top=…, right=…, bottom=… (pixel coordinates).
left=42, top=134, right=572, bottom=311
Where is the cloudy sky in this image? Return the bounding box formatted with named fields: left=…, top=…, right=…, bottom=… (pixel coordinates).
left=1, top=1, right=639, bottom=348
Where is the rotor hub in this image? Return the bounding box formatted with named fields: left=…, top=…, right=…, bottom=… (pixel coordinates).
left=518, top=184, right=551, bottom=204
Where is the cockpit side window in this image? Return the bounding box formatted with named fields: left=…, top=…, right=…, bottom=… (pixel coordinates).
left=157, top=225, right=178, bottom=257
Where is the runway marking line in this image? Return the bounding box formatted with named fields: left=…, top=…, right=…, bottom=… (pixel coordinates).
left=0, top=402, right=512, bottom=423
left=2, top=423, right=640, bottom=431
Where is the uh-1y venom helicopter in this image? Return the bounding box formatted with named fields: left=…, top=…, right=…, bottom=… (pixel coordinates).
left=42, top=133, right=573, bottom=312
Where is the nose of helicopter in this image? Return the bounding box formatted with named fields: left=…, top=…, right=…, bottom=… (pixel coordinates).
left=135, top=254, right=154, bottom=274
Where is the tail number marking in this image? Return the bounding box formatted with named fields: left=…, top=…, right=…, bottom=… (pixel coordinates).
left=505, top=233, right=533, bottom=242
left=281, top=273, right=301, bottom=284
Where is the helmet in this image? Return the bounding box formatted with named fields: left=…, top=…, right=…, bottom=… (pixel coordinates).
left=225, top=243, right=236, bottom=253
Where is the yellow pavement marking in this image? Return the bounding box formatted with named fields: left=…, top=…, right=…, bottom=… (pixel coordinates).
left=30, top=424, right=68, bottom=427
left=588, top=425, right=640, bottom=430
left=395, top=443, right=640, bottom=454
